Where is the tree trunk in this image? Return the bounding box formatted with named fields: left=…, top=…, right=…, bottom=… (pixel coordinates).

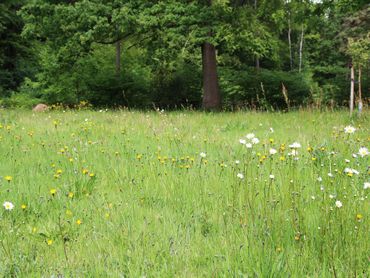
left=358, top=66, right=363, bottom=115
left=254, top=0, right=259, bottom=70
left=115, top=40, right=121, bottom=75
left=299, top=25, right=304, bottom=73
left=288, top=17, right=293, bottom=71
left=350, top=65, right=355, bottom=116
left=202, top=42, right=221, bottom=110
left=256, top=56, right=260, bottom=71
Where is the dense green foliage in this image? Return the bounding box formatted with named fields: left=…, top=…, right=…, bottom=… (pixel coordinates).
left=0, top=0, right=369, bottom=109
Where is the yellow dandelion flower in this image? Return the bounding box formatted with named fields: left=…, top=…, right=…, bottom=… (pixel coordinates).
left=68, top=192, right=74, bottom=198
left=4, top=176, right=12, bottom=182
left=356, top=214, right=363, bottom=221
left=89, top=173, right=95, bottom=178
left=280, top=156, right=285, bottom=161
left=76, top=219, right=82, bottom=225
left=82, top=169, right=89, bottom=175
left=21, top=204, right=27, bottom=209
left=50, top=188, right=57, bottom=196
left=47, top=239, right=53, bottom=245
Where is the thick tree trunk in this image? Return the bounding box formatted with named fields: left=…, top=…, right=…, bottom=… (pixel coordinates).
left=350, top=65, right=355, bottom=116
left=299, top=25, right=304, bottom=73
left=115, top=40, right=121, bottom=75
left=202, top=42, right=221, bottom=110
left=288, top=17, right=293, bottom=71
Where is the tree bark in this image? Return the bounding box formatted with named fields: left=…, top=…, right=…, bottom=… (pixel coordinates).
left=288, top=17, right=293, bottom=71
left=350, top=65, right=355, bottom=116
left=202, top=42, right=221, bottom=110
left=256, top=56, right=260, bottom=70
left=115, top=40, right=121, bottom=75
left=358, top=66, right=362, bottom=115
left=299, top=25, right=304, bottom=73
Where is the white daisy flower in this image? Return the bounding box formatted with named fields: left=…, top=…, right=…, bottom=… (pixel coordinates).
left=344, top=168, right=359, bottom=175
left=237, top=173, right=244, bottom=179
left=245, top=133, right=255, bottom=139
left=364, top=182, right=370, bottom=190
left=358, top=147, right=369, bottom=157
left=269, top=148, right=277, bottom=155
left=239, top=139, right=246, bottom=145
left=289, top=142, right=301, bottom=149
left=344, top=125, right=356, bottom=134
left=335, top=200, right=343, bottom=208
left=3, top=201, right=14, bottom=211
left=200, top=152, right=206, bottom=158
left=251, top=138, right=260, bottom=144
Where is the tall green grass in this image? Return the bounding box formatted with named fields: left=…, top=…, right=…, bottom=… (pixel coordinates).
left=0, top=109, right=368, bottom=276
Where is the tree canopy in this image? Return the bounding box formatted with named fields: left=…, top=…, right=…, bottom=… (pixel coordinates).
left=0, top=0, right=369, bottom=109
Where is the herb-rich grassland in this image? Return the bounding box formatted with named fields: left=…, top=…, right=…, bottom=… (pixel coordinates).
left=0, top=110, right=369, bottom=276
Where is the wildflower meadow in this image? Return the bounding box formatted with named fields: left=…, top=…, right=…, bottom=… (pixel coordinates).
left=0, top=109, right=369, bottom=276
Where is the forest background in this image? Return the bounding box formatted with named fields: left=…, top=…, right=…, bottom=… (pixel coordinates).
left=0, top=0, right=369, bottom=110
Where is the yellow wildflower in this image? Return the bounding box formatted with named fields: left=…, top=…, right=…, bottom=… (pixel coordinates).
left=50, top=188, right=57, bottom=196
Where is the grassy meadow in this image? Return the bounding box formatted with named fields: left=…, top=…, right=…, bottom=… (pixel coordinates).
left=0, top=109, right=369, bottom=276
